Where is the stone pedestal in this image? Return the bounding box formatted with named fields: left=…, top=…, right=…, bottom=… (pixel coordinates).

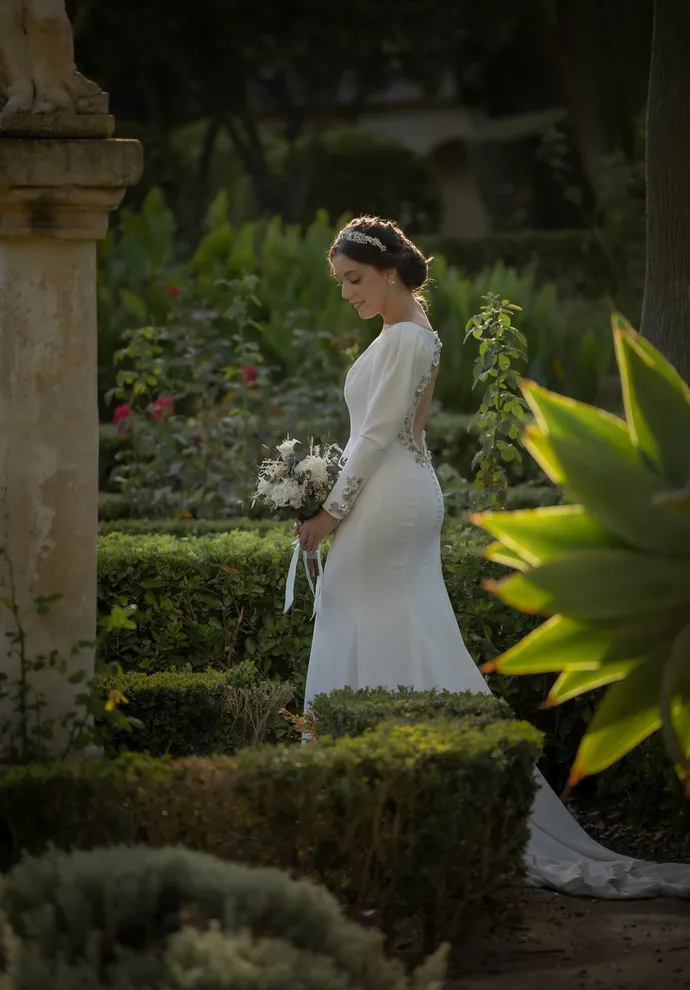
left=0, top=130, right=142, bottom=757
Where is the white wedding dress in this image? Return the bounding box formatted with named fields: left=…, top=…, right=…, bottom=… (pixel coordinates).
left=305, top=320, right=690, bottom=899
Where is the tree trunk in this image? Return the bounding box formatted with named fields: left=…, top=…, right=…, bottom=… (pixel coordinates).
left=640, top=0, right=690, bottom=381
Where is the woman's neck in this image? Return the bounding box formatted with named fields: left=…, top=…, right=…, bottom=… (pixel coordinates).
left=381, top=301, right=429, bottom=330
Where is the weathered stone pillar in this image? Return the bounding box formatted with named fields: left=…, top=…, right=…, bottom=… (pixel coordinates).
left=0, top=119, right=142, bottom=757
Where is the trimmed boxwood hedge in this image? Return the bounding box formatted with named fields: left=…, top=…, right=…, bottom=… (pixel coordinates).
left=0, top=715, right=541, bottom=941
left=98, top=663, right=293, bottom=757
left=308, top=685, right=513, bottom=739
left=97, top=528, right=539, bottom=693
left=99, top=516, right=290, bottom=537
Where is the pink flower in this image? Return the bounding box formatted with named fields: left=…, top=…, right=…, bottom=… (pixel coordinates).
left=241, top=365, right=259, bottom=388
left=148, top=396, right=175, bottom=422
left=113, top=403, right=133, bottom=435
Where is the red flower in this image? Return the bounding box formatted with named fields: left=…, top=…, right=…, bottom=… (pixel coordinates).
left=148, top=396, right=175, bottom=422
left=113, top=403, right=133, bottom=435
left=241, top=365, right=259, bottom=388
left=167, top=285, right=181, bottom=298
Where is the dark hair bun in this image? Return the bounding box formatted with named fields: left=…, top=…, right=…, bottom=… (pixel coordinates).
left=397, top=243, right=428, bottom=291
left=329, top=215, right=430, bottom=299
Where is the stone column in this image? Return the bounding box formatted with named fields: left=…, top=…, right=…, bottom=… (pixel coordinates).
left=0, top=120, right=142, bottom=758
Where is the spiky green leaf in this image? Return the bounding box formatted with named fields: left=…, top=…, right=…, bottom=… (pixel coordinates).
left=654, top=487, right=690, bottom=519
left=474, top=505, right=621, bottom=567
left=549, top=434, right=690, bottom=555
left=487, top=550, right=688, bottom=620
left=484, top=611, right=679, bottom=675
left=614, top=325, right=690, bottom=487
left=659, top=622, right=690, bottom=780
left=521, top=425, right=566, bottom=485
left=547, top=659, right=640, bottom=706
left=483, top=541, right=528, bottom=571
left=570, top=651, right=665, bottom=783
left=521, top=380, right=637, bottom=462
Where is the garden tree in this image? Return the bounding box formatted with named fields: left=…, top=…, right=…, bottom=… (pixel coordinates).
left=524, top=0, right=651, bottom=191
left=70, top=0, right=520, bottom=227
left=640, top=0, right=690, bottom=383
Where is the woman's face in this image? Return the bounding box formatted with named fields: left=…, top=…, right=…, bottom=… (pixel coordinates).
left=331, top=252, right=393, bottom=321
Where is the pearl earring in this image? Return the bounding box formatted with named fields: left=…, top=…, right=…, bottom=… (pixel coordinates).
left=388, top=276, right=396, bottom=285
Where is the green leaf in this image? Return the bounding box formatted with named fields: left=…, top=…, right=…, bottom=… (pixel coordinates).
left=473, top=505, right=620, bottom=567
left=484, top=611, right=677, bottom=676
left=653, top=487, right=690, bottom=519
left=483, top=542, right=528, bottom=571
left=521, top=380, right=637, bottom=463
left=570, top=651, right=665, bottom=783
left=614, top=324, right=690, bottom=487
left=659, top=621, right=690, bottom=778
left=550, top=433, right=690, bottom=555
left=521, top=425, right=566, bottom=484
left=548, top=659, right=640, bottom=706
left=486, top=550, right=689, bottom=620
left=119, top=289, right=149, bottom=322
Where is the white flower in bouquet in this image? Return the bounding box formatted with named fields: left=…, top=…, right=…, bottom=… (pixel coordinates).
left=294, top=454, right=330, bottom=487
left=270, top=478, right=303, bottom=510
left=276, top=437, right=300, bottom=461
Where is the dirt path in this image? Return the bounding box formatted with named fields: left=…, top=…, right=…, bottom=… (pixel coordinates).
left=446, top=889, right=690, bottom=989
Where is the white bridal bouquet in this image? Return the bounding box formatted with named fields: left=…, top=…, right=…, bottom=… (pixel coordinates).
left=254, top=436, right=342, bottom=614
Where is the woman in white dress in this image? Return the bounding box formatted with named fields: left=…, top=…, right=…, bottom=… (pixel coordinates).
left=296, top=216, right=690, bottom=899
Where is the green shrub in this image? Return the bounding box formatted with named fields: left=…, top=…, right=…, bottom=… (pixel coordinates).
left=145, top=718, right=541, bottom=942
left=98, top=491, right=139, bottom=521
left=421, top=228, right=614, bottom=297
left=99, top=516, right=289, bottom=537
left=97, top=193, right=614, bottom=420
left=97, top=530, right=319, bottom=683
left=0, top=718, right=541, bottom=944
left=96, top=529, right=538, bottom=687
left=0, top=845, right=445, bottom=989
left=0, top=756, right=152, bottom=870
left=309, top=685, right=513, bottom=739
left=98, top=663, right=293, bottom=757
left=427, top=259, right=613, bottom=412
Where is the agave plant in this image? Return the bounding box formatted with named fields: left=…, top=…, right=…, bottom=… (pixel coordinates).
left=472, top=316, right=690, bottom=793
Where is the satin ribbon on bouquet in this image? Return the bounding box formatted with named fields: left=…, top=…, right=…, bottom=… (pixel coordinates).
left=283, top=539, right=323, bottom=618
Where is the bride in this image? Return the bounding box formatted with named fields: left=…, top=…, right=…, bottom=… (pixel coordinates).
left=295, top=215, right=690, bottom=899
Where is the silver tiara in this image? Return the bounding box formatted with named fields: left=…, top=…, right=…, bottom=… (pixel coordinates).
left=337, top=230, right=386, bottom=252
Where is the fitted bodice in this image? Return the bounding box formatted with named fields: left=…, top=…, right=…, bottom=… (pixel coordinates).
left=341, top=325, right=441, bottom=466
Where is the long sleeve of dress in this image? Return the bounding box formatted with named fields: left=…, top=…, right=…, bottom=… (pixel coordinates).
left=325, top=323, right=429, bottom=520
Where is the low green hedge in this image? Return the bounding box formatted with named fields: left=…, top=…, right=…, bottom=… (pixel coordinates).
left=97, top=529, right=539, bottom=692
left=99, top=516, right=290, bottom=537
left=98, top=491, right=136, bottom=521
left=0, top=716, right=541, bottom=941
left=98, top=663, right=293, bottom=757
left=0, top=845, right=444, bottom=990
left=309, top=685, right=513, bottom=739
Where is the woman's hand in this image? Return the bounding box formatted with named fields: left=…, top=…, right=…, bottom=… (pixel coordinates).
left=296, top=510, right=337, bottom=554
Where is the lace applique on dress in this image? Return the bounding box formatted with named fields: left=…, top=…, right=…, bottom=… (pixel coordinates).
left=397, top=332, right=442, bottom=465
left=326, top=476, right=364, bottom=518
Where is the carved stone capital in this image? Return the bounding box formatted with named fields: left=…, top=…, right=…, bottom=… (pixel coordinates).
left=0, top=137, right=143, bottom=239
